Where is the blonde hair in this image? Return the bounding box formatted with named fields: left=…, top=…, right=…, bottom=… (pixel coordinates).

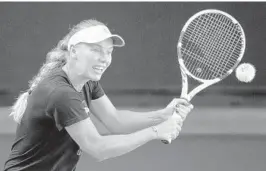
left=10, top=19, right=105, bottom=123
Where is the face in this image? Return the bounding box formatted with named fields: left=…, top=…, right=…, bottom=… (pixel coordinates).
left=71, top=38, right=114, bottom=81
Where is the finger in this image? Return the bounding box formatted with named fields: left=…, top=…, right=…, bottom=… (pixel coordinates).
left=178, top=106, right=191, bottom=115
left=177, top=112, right=189, bottom=121
left=178, top=104, right=191, bottom=111
left=172, top=108, right=180, bottom=116
left=172, top=113, right=182, bottom=120
left=162, top=140, right=170, bottom=144
left=179, top=103, right=194, bottom=109
left=167, top=136, right=172, bottom=144
left=168, top=98, right=187, bottom=109
left=171, top=133, right=175, bottom=139
left=177, top=112, right=186, bottom=120
left=175, top=107, right=186, bottom=119
left=171, top=114, right=182, bottom=123
left=174, top=111, right=186, bottom=121
left=176, top=119, right=182, bottom=126
left=175, top=98, right=190, bottom=106
left=172, top=130, right=180, bottom=140
left=171, top=132, right=178, bottom=140
left=175, top=131, right=180, bottom=139
left=167, top=98, right=179, bottom=108
left=176, top=106, right=192, bottom=117
left=173, top=115, right=183, bottom=125
left=175, top=104, right=190, bottom=111
left=178, top=121, right=183, bottom=127
left=176, top=124, right=182, bottom=132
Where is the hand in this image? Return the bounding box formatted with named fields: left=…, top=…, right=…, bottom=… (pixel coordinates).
left=153, top=114, right=183, bottom=143
left=158, top=98, right=193, bottom=144
left=162, top=98, right=193, bottom=120
left=174, top=99, right=194, bottom=120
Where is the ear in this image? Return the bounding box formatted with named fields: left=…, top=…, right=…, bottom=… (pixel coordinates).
left=69, top=46, right=78, bottom=60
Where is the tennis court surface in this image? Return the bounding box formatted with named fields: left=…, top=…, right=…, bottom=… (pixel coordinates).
left=1, top=101, right=266, bottom=171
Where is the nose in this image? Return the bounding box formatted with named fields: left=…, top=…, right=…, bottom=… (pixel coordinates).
left=99, top=53, right=111, bottom=63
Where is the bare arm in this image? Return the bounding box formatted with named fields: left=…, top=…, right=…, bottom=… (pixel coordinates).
left=90, top=113, right=112, bottom=135
left=115, top=109, right=166, bottom=133
left=89, top=95, right=167, bottom=134
left=65, top=117, right=157, bottom=162
left=49, top=86, right=180, bottom=161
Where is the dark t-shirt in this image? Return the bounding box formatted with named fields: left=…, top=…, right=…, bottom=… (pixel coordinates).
left=3, top=69, right=105, bottom=171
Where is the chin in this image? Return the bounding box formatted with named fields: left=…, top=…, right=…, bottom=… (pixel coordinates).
left=86, top=70, right=104, bottom=81
left=89, top=75, right=102, bottom=81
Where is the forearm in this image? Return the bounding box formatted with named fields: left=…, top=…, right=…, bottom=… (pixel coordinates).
left=114, top=109, right=166, bottom=134
left=91, top=126, right=156, bottom=161
left=90, top=110, right=162, bottom=135
left=90, top=114, right=112, bottom=135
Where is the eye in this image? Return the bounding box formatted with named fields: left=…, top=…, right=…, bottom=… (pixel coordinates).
left=107, top=51, right=112, bottom=55
left=91, top=48, right=101, bottom=53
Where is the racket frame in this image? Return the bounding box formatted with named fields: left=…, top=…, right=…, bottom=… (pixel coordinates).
left=177, top=9, right=246, bottom=101
left=162, top=9, right=246, bottom=144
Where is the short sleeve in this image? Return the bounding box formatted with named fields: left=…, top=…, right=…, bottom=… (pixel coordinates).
left=91, top=81, right=105, bottom=100
left=47, top=86, right=90, bottom=131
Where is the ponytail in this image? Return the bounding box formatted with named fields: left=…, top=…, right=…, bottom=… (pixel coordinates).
left=10, top=91, right=30, bottom=123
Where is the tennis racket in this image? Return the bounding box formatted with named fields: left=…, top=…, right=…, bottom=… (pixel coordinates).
left=162, top=9, right=246, bottom=144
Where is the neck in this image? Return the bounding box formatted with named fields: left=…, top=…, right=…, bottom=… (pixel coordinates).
left=62, top=65, right=88, bottom=92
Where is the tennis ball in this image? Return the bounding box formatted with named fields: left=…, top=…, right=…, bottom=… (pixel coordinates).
left=235, top=63, right=256, bottom=83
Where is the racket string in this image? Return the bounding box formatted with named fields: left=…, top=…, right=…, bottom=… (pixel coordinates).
left=181, top=12, right=244, bottom=80
left=193, top=14, right=218, bottom=79
left=183, top=13, right=204, bottom=72
left=213, top=14, right=243, bottom=73
left=220, top=36, right=243, bottom=72
left=182, top=16, right=208, bottom=75
left=184, top=14, right=230, bottom=78
left=217, top=31, right=242, bottom=75
left=196, top=13, right=229, bottom=79
left=205, top=15, right=243, bottom=65
left=211, top=14, right=239, bottom=76
left=182, top=48, right=219, bottom=75
left=183, top=16, right=204, bottom=74
left=196, top=14, right=238, bottom=74
left=183, top=15, right=225, bottom=79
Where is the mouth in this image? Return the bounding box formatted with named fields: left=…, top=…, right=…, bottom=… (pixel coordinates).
left=92, top=66, right=105, bottom=74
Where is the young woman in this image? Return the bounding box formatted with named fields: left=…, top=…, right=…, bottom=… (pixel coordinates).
left=4, top=19, right=193, bottom=171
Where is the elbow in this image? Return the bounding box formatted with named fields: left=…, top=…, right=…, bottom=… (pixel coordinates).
left=89, top=149, right=112, bottom=162
left=91, top=147, right=109, bottom=162
left=108, top=124, right=123, bottom=135
left=80, top=138, right=110, bottom=162
left=79, top=146, right=102, bottom=162
left=95, top=156, right=107, bottom=162
left=106, top=110, right=128, bottom=135
left=89, top=152, right=107, bottom=162
left=106, top=117, right=125, bottom=135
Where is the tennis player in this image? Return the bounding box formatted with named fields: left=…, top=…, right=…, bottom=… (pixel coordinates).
left=3, top=19, right=193, bottom=171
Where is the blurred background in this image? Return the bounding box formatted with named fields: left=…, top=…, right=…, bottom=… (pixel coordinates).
left=1, top=2, right=266, bottom=171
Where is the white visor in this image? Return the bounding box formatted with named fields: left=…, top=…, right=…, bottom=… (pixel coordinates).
left=67, top=25, right=125, bottom=50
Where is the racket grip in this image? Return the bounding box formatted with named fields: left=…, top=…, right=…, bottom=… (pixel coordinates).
left=161, top=110, right=179, bottom=145
left=161, top=140, right=170, bottom=144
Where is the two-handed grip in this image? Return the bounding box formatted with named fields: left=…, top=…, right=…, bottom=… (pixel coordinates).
left=161, top=110, right=179, bottom=144
left=161, top=97, right=189, bottom=144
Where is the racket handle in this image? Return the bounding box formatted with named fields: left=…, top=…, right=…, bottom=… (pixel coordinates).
left=161, top=109, right=180, bottom=145
left=161, top=140, right=171, bottom=144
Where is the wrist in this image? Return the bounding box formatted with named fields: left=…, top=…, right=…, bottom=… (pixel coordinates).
left=158, top=108, right=169, bottom=121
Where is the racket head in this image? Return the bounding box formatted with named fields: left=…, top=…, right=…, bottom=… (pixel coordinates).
left=177, top=9, right=246, bottom=83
